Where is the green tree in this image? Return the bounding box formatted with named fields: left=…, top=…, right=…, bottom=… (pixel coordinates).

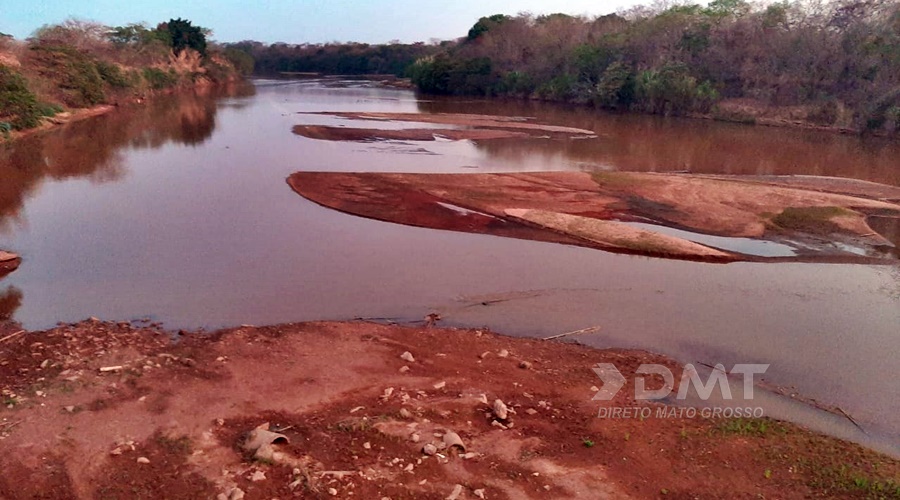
left=467, top=14, right=509, bottom=41
left=156, top=18, right=207, bottom=56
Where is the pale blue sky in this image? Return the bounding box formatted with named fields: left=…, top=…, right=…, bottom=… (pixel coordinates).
left=2, top=0, right=654, bottom=44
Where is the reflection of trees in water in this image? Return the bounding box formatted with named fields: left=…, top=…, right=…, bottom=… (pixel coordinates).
left=0, top=82, right=255, bottom=233
left=0, top=286, right=22, bottom=321
left=417, top=98, right=900, bottom=186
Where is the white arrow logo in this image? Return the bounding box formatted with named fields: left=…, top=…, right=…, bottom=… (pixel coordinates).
left=591, top=363, right=626, bottom=401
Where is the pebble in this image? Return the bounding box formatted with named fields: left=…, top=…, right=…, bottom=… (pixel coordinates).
left=474, top=489, right=486, bottom=499
left=363, top=442, right=371, bottom=449
left=410, top=433, right=421, bottom=443
left=250, top=470, right=266, bottom=482
left=399, top=365, right=410, bottom=373
left=136, top=457, right=150, bottom=464
left=64, top=406, right=75, bottom=413
left=328, top=487, right=338, bottom=496
left=400, top=351, right=416, bottom=363
left=422, top=443, right=437, bottom=456
left=525, top=408, right=538, bottom=415
left=518, top=361, right=533, bottom=370
left=497, top=349, right=509, bottom=358
left=433, top=381, right=446, bottom=390
left=399, top=408, right=413, bottom=419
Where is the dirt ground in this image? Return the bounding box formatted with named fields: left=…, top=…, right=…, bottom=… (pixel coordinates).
left=288, top=171, right=900, bottom=263
left=304, top=112, right=597, bottom=137
left=0, top=319, right=898, bottom=499
left=292, top=125, right=531, bottom=142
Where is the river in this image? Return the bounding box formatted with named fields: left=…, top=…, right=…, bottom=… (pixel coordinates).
left=0, top=78, right=898, bottom=455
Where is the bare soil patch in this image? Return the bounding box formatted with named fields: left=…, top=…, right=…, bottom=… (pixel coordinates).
left=0, top=320, right=898, bottom=499
left=292, top=125, right=529, bottom=142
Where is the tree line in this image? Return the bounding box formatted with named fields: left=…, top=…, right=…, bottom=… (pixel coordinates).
left=224, top=40, right=441, bottom=77
left=407, top=0, right=899, bottom=134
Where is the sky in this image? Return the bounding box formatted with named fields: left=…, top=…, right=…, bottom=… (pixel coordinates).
left=2, top=0, right=658, bottom=44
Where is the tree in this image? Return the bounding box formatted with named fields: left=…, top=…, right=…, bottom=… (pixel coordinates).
left=467, top=14, right=510, bottom=41
left=156, top=18, right=207, bottom=56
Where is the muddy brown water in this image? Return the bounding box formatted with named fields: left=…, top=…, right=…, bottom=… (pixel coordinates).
left=0, top=78, right=898, bottom=455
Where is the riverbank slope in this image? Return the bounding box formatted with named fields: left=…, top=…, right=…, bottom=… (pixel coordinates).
left=0, top=319, right=897, bottom=499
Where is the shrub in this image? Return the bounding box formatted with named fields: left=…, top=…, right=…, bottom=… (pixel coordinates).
left=142, top=67, right=179, bottom=89
left=29, top=45, right=105, bottom=107
left=95, top=60, right=132, bottom=88
left=635, top=63, right=718, bottom=115
left=0, top=65, right=43, bottom=129
left=594, top=61, right=635, bottom=109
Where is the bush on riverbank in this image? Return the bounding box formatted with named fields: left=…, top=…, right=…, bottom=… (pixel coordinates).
left=0, top=18, right=244, bottom=133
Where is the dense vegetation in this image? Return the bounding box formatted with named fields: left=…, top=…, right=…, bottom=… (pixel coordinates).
left=225, top=40, right=441, bottom=77
left=409, top=0, right=900, bottom=133
left=0, top=18, right=243, bottom=134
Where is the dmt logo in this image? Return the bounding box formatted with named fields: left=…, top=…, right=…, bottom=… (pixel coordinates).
left=591, top=363, right=769, bottom=401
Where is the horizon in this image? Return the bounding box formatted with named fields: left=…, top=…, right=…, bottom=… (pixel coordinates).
left=3, top=0, right=679, bottom=45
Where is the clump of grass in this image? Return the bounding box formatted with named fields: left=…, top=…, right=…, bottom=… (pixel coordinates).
left=715, top=417, right=784, bottom=437
left=155, top=434, right=192, bottom=455
left=582, top=438, right=595, bottom=448
left=95, top=60, right=134, bottom=88
left=770, top=206, right=853, bottom=233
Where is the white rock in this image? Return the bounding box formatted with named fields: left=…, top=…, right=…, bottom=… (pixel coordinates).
left=328, top=487, right=338, bottom=496
left=497, top=349, right=509, bottom=358
left=493, top=399, right=509, bottom=420
left=250, top=470, right=266, bottom=482
left=422, top=443, right=437, bottom=456
left=433, top=381, right=446, bottom=390
left=446, top=484, right=464, bottom=500
left=399, top=365, right=410, bottom=373
left=136, top=457, right=150, bottom=464
left=399, top=408, right=413, bottom=419
left=400, top=351, right=416, bottom=363
left=363, top=442, right=371, bottom=449
left=474, top=489, right=486, bottom=499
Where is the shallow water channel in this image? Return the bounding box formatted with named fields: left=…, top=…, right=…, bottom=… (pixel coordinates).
left=1, top=78, right=898, bottom=455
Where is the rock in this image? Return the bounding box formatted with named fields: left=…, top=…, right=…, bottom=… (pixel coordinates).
left=442, top=431, right=466, bottom=452
left=229, top=488, right=245, bottom=500
left=525, top=408, right=538, bottom=415
left=446, top=484, right=464, bottom=500
left=518, top=361, right=533, bottom=370
left=381, top=387, right=394, bottom=400
left=410, top=433, right=421, bottom=443
left=404, top=463, right=414, bottom=472
left=64, top=406, right=75, bottom=413
left=400, top=351, right=416, bottom=363
left=462, top=452, right=477, bottom=459
left=363, top=441, right=371, bottom=449
left=399, top=408, right=413, bottom=419
left=328, top=487, right=338, bottom=496
left=474, top=489, right=486, bottom=499
left=136, top=457, right=150, bottom=464
left=497, top=349, right=509, bottom=358
left=479, top=351, right=491, bottom=359
left=250, top=470, right=266, bottom=482
left=590, top=386, right=599, bottom=392
left=422, top=443, right=437, bottom=456
left=493, top=399, right=509, bottom=420
left=0, top=251, right=18, bottom=263
left=491, top=420, right=508, bottom=430
left=242, top=423, right=289, bottom=455
left=399, top=365, right=410, bottom=373
left=433, top=381, right=446, bottom=390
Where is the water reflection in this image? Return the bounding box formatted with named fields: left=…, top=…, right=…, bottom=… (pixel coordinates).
left=417, top=98, right=900, bottom=186
left=0, top=82, right=254, bottom=233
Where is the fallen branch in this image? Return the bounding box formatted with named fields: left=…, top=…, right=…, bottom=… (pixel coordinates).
left=836, top=407, right=867, bottom=435
left=0, top=330, right=24, bottom=344
left=543, top=326, right=601, bottom=341
left=0, top=420, right=22, bottom=430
